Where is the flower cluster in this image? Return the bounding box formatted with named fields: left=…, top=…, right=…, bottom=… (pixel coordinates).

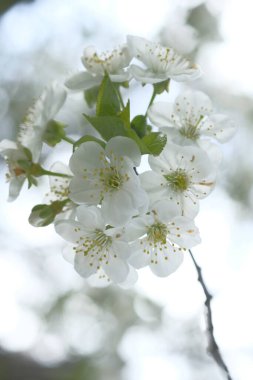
left=0, top=35, right=236, bottom=285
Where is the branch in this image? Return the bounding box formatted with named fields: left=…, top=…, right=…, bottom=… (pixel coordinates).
left=188, top=249, right=233, bottom=380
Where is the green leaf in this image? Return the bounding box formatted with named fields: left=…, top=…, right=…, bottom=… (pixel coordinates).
left=84, top=85, right=99, bottom=108
left=73, top=135, right=106, bottom=151
left=142, top=132, right=167, bottom=155
left=131, top=115, right=147, bottom=138
left=119, top=100, right=131, bottom=129
left=43, top=120, right=66, bottom=147
left=96, top=73, right=121, bottom=116
left=84, top=113, right=166, bottom=155
left=84, top=114, right=127, bottom=141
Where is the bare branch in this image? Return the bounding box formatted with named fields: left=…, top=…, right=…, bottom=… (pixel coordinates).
left=189, top=249, right=233, bottom=380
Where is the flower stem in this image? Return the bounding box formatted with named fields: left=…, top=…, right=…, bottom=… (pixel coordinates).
left=145, top=88, right=157, bottom=116
left=62, top=136, right=75, bottom=144
left=42, top=170, right=72, bottom=179
left=188, top=249, right=233, bottom=380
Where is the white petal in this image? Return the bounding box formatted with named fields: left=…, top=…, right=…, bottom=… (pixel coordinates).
left=176, top=90, right=212, bottom=124
left=102, top=255, right=129, bottom=283
left=65, top=71, right=101, bottom=90
left=128, top=247, right=150, bottom=269
left=127, top=35, right=150, bottom=57
left=179, top=192, right=199, bottom=218
left=49, top=161, right=72, bottom=194
left=62, top=244, right=75, bottom=264
left=110, top=72, right=131, bottom=82
left=124, top=181, right=149, bottom=214
left=42, top=82, right=67, bottom=122
left=55, top=219, right=83, bottom=243
left=198, top=140, right=223, bottom=169
left=168, top=216, right=201, bottom=248
left=124, top=217, right=149, bottom=241
left=169, top=66, right=202, bottom=82
left=150, top=250, right=184, bottom=277
left=148, top=102, right=177, bottom=128
left=8, top=177, right=25, bottom=201
left=106, top=136, right=141, bottom=166
left=69, top=142, right=105, bottom=175
left=140, top=171, right=168, bottom=201
left=149, top=143, right=179, bottom=172
left=74, top=252, right=97, bottom=278
left=50, top=161, right=72, bottom=176
left=119, top=266, right=138, bottom=288
left=151, top=199, right=182, bottom=222
left=0, top=139, right=18, bottom=152
left=69, top=177, right=101, bottom=204
left=129, top=64, right=168, bottom=84
left=111, top=240, right=131, bottom=260
left=76, top=205, right=105, bottom=230
left=102, top=189, right=137, bottom=227
left=203, top=114, right=237, bottom=142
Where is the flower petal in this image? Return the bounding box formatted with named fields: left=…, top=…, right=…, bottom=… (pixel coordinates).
left=8, top=177, right=25, bottom=202
left=202, top=114, right=237, bottom=143
left=55, top=219, right=83, bottom=243
left=102, top=189, right=138, bottom=227
left=65, top=71, right=101, bottom=90
left=76, top=205, right=105, bottom=231
left=128, top=247, right=150, bottom=269
left=148, top=102, right=177, bottom=128
left=74, top=252, right=97, bottom=278
left=69, top=177, right=101, bottom=204
left=150, top=250, right=184, bottom=277
left=106, top=136, right=141, bottom=166
left=102, top=255, right=129, bottom=283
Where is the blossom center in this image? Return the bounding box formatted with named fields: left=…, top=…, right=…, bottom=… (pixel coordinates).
left=147, top=222, right=168, bottom=244
left=101, top=166, right=124, bottom=191
left=179, top=115, right=204, bottom=141
left=74, top=229, right=113, bottom=266
left=164, top=169, right=189, bottom=192
left=13, top=166, right=26, bottom=176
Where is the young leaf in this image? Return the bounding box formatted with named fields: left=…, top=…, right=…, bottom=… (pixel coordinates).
left=131, top=115, right=147, bottom=138
left=84, top=114, right=127, bottom=141
left=142, top=132, right=167, bottom=155
left=119, top=100, right=131, bottom=129
left=96, top=73, right=121, bottom=116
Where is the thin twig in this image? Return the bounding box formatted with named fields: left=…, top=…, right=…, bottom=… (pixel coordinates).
left=188, top=249, right=233, bottom=380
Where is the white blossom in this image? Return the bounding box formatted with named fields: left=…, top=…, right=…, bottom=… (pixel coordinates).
left=124, top=200, right=200, bottom=277
left=127, top=35, right=201, bottom=84
left=0, top=83, right=67, bottom=200
left=65, top=44, right=131, bottom=91
left=140, top=143, right=215, bottom=218
left=55, top=205, right=132, bottom=284
left=68, top=136, right=148, bottom=227
left=18, top=82, right=67, bottom=161
left=148, top=90, right=236, bottom=146
left=160, top=17, right=198, bottom=55
left=0, top=139, right=28, bottom=201
left=45, top=162, right=76, bottom=221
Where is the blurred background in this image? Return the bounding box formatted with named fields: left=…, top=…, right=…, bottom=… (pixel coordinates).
left=0, top=0, right=253, bottom=379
